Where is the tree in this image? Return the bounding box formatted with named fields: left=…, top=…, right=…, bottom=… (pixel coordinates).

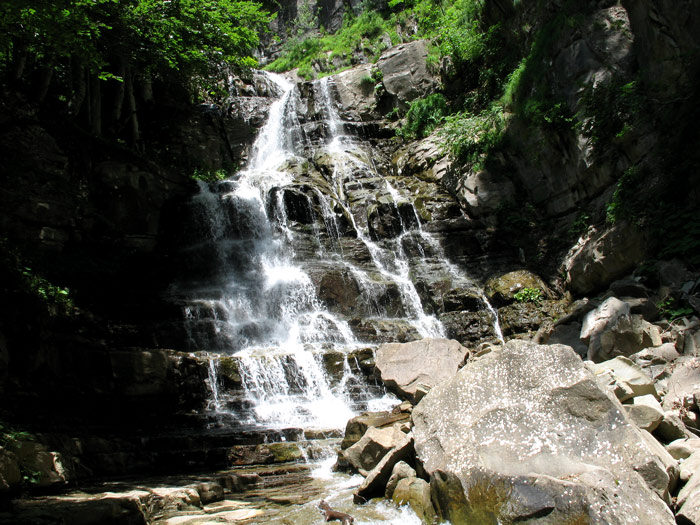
left=0, top=0, right=272, bottom=146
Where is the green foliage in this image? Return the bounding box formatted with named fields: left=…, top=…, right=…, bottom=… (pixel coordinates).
left=606, top=165, right=643, bottom=224
left=0, top=238, right=74, bottom=313
left=21, top=267, right=73, bottom=308
left=0, top=0, right=272, bottom=103
left=568, top=211, right=591, bottom=237
left=266, top=9, right=393, bottom=79
left=513, top=287, right=543, bottom=304
left=397, top=93, right=448, bottom=139
left=439, top=104, right=508, bottom=168
left=657, top=298, right=694, bottom=321
left=191, top=168, right=229, bottom=183
left=580, top=78, right=642, bottom=145
left=438, top=0, right=485, bottom=65
left=0, top=422, right=37, bottom=446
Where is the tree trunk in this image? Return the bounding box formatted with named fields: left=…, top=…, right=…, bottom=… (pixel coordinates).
left=90, top=74, right=102, bottom=136
left=125, top=69, right=142, bottom=151
left=36, top=66, right=54, bottom=104
left=11, top=40, right=28, bottom=81
left=111, top=60, right=126, bottom=124
left=69, top=61, right=87, bottom=117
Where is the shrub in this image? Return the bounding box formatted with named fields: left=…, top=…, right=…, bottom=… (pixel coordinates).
left=513, top=287, right=542, bottom=304
left=439, top=104, right=508, bottom=168
left=397, top=93, right=448, bottom=139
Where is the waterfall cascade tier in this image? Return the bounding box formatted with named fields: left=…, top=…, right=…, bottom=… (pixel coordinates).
left=170, top=71, right=502, bottom=431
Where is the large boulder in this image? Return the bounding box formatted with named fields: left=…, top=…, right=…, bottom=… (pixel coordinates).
left=342, top=426, right=405, bottom=476
left=333, top=64, right=378, bottom=121
left=581, top=297, right=661, bottom=362
left=376, top=40, right=439, bottom=110
left=662, top=357, right=700, bottom=411
left=353, top=430, right=413, bottom=503
left=339, top=410, right=411, bottom=450
left=412, top=341, right=676, bottom=524
left=485, top=270, right=548, bottom=306
left=564, top=222, right=647, bottom=296
left=375, top=338, right=469, bottom=403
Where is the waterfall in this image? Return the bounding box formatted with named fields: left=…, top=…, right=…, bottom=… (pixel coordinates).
left=176, top=71, right=501, bottom=433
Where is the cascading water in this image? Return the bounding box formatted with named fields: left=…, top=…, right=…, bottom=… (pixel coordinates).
left=177, top=71, right=502, bottom=435
left=167, top=69, right=508, bottom=524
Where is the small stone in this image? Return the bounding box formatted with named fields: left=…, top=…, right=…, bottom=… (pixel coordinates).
left=666, top=438, right=700, bottom=460
left=625, top=395, right=664, bottom=432
left=654, top=411, right=691, bottom=442
left=680, top=450, right=700, bottom=482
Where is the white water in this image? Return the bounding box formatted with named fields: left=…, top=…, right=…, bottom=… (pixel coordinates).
left=180, top=71, right=500, bottom=433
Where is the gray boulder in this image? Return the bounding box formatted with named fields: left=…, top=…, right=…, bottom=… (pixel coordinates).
left=391, top=477, right=436, bottom=523
left=376, top=40, right=438, bottom=110
left=333, top=64, right=378, bottom=121
left=375, top=338, right=469, bottom=403
left=663, top=357, right=700, bottom=411
left=624, top=394, right=664, bottom=432
left=582, top=297, right=661, bottom=362
left=385, top=460, right=416, bottom=499
left=564, top=222, right=647, bottom=296
left=589, top=356, right=658, bottom=399
left=342, top=425, right=405, bottom=476
left=353, top=430, right=413, bottom=503
left=412, top=341, right=675, bottom=524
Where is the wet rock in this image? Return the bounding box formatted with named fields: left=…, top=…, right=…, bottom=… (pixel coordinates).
left=439, top=310, right=498, bottom=346
left=565, top=222, right=647, bottom=296
left=347, top=318, right=421, bottom=344
left=497, top=300, right=567, bottom=338
left=413, top=341, right=675, bottom=524
left=485, top=270, right=548, bottom=306
left=376, top=40, right=438, bottom=111
left=391, top=477, right=436, bottom=523
left=441, top=287, right=483, bottom=313
left=367, top=199, right=418, bottom=240
left=342, top=426, right=407, bottom=475
left=227, top=442, right=303, bottom=466
left=375, top=338, right=469, bottom=403
left=340, top=411, right=411, bottom=451
left=384, top=460, right=416, bottom=499
left=353, top=431, right=413, bottom=503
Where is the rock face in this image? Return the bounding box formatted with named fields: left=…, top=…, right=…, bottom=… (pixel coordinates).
left=565, top=223, right=647, bottom=296
left=375, top=338, right=469, bottom=403
left=412, top=341, right=675, bottom=524
left=376, top=40, right=439, bottom=111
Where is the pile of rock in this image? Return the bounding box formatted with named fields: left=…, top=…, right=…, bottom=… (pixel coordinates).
left=338, top=311, right=700, bottom=523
